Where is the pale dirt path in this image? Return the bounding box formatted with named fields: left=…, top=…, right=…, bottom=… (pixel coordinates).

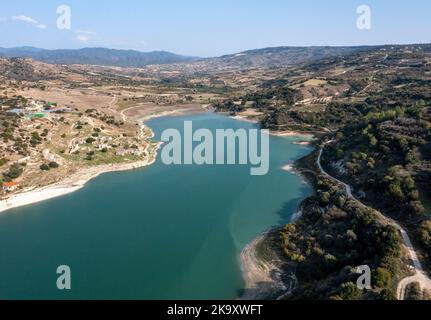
left=317, top=142, right=431, bottom=300
left=108, top=95, right=117, bottom=108
left=397, top=273, right=431, bottom=300
left=120, top=106, right=135, bottom=123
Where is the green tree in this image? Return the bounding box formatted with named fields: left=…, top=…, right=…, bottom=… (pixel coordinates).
left=85, top=137, right=95, bottom=144
left=320, top=192, right=331, bottom=205
left=40, top=164, right=50, bottom=171
left=3, top=163, right=23, bottom=181
left=389, top=183, right=404, bottom=199
left=339, top=282, right=362, bottom=300
left=404, top=176, right=416, bottom=190
left=373, top=267, right=392, bottom=288
left=49, top=162, right=59, bottom=169
left=420, top=220, right=431, bottom=246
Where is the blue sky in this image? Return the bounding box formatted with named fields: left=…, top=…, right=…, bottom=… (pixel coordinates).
left=0, top=0, right=430, bottom=57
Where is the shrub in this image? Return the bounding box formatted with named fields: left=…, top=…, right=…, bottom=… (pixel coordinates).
left=3, top=163, right=23, bottom=181
left=419, top=220, right=431, bottom=247
left=0, top=158, right=8, bottom=166
left=48, top=162, right=59, bottom=169
left=339, top=282, right=362, bottom=300
left=373, top=267, right=392, bottom=289
left=320, top=192, right=331, bottom=205
left=409, top=201, right=425, bottom=216
left=40, top=164, right=50, bottom=171
left=389, top=183, right=404, bottom=199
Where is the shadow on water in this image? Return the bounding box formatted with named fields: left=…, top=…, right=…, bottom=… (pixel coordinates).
left=274, top=198, right=305, bottom=226
left=236, top=197, right=311, bottom=300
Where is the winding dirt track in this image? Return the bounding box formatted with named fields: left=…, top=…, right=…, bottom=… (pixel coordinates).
left=317, top=142, right=431, bottom=300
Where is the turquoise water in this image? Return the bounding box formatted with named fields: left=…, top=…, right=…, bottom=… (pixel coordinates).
left=0, top=113, right=312, bottom=300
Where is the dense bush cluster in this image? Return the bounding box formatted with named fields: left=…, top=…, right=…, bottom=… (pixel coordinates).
left=281, top=176, right=402, bottom=300
left=321, top=103, right=431, bottom=261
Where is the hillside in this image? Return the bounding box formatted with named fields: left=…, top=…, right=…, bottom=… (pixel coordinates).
left=211, top=43, right=431, bottom=299
left=0, top=47, right=196, bottom=67
left=2, top=43, right=431, bottom=299
left=0, top=45, right=417, bottom=71
left=210, top=46, right=383, bottom=69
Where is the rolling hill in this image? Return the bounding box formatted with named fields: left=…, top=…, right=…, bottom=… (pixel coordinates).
left=0, top=47, right=197, bottom=67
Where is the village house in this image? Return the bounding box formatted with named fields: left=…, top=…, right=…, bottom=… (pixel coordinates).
left=2, top=181, right=20, bottom=192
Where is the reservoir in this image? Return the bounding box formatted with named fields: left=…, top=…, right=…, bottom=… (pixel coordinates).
left=0, top=113, right=312, bottom=299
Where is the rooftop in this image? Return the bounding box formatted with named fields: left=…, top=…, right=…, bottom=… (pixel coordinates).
left=2, top=181, right=19, bottom=187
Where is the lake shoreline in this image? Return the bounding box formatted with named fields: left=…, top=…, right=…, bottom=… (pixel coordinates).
left=239, top=231, right=288, bottom=300
left=0, top=124, right=161, bottom=214
left=1, top=111, right=314, bottom=300
left=239, top=131, right=316, bottom=300
left=230, top=115, right=317, bottom=139
left=0, top=111, right=271, bottom=214
left=0, top=154, right=159, bottom=214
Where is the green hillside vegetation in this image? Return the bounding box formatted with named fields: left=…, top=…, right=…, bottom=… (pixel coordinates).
left=280, top=174, right=403, bottom=300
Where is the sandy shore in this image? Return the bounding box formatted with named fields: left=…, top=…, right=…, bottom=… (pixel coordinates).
left=141, top=110, right=190, bottom=122
left=229, top=115, right=260, bottom=124
left=231, top=115, right=316, bottom=140
left=239, top=232, right=287, bottom=300
left=281, top=164, right=295, bottom=173
left=267, top=130, right=315, bottom=139
left=293, top=141, right=312, bottom=146
left=0, top=152, right=159, bottom=214
left=135, top=106, right=208, bottom=124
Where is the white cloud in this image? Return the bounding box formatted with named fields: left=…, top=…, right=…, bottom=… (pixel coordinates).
left=11, top=15, right=47, bottom=30
left=76, top=35, right=90, bottom=43
left=12, top=15, right=38, bottom=24
left=76, top=30, right=97, bottom=36
left=75, top=30, right=98, bottom=43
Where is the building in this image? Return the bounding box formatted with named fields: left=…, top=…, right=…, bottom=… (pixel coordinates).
left=2, top=181, right=20, bottom=192
left=26, top=113, right=46, bottom=119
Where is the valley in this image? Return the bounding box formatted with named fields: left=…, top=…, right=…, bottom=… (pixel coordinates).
left=1, top=43, right=431, bottom=300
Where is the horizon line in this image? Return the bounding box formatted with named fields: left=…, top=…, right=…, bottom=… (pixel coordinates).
left=0, top=41, right=430, bottom=59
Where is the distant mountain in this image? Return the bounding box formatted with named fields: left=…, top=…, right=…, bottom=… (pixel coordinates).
left=206, top=46, right=390, bottom=69
left=173, top=44, right=431, bottom=72
left=2, top=44, right=430, bottom=71
left=0, top=47, right=197, bottom=67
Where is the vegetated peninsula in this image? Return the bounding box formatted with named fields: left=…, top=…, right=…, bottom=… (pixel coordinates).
left=1, top=44, right=431, bottom=300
